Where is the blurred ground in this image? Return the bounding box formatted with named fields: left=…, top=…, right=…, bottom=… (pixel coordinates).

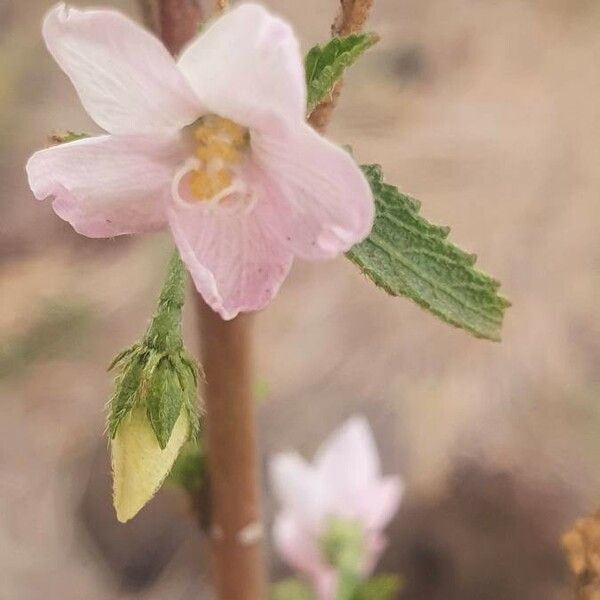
left=1, top=0, right=599, bottom=598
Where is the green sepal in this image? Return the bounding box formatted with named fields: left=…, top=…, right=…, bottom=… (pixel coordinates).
left=167, top=439, right=206, bottom=494
left=175, top=351, right=202, bottom=441
left=353, top=574, right=403, bottom=600
left=107, top=345, right=147, bottom=438
left=347, top=165, right=510, bottom=341
left=107, top=252, right=201, bottom=448
left=305, top=32, right=379, bottom=113
left=272, top=579, right=316, bottom=600
left=146, top=356, right=186, bottom=450
left=321, top=518, right=365, bottom=600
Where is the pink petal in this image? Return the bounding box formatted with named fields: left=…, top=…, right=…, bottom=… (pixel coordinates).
left=26, top=134, right=184, bottom=237
left=315, top=417, right=380, bottom=503
left=167, top=191, right=293, bottom=320
left=177, top=3, right=305, bottom=131
left=314, top=570, right=338, bottom=600
left=272, top=512, right=326, bottom=577
left=362, top=531, right=387, bottom=577
left=270, top=452, right=330, bottom=532
left=253, top=122, right=374, bottom=260
left=43, top=4, right=201, bottom=134
left=364, top=477, right=404, bottom=530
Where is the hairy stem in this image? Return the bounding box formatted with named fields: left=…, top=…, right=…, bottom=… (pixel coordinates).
left=308, top=0, right=375, bottom=132
left=143, top=251, right=186, bottom=353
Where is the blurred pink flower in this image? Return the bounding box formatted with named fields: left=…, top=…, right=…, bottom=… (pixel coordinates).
left=270, top=416, right=404, bottom=599
left=26, top=3, right=374, bottom=319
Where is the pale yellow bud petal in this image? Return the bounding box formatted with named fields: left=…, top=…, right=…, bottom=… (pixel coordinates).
left=111, top=404, right=189, bottom=523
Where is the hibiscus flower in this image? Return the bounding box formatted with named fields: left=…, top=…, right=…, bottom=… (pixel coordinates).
left=270, top=416, right=403, bottom=599
left=26, top=3, right=374, bottom=319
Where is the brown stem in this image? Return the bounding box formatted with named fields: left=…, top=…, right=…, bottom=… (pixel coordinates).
left=158, top=0, right=203, bottom=55
left=196, top=300, right=265, bottom=600
left=308, top=0, right=374, bottom=133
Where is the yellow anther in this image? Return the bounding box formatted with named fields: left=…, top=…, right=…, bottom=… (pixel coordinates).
left=195, top=141, right=241, bottom=164
left=189, top=168, right=233, bottom=200
left=188, top=116, right=248, bottom=202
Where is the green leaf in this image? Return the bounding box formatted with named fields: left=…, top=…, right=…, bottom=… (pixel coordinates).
left=347, top=165, right=509, bottom=341
left=146, top=357, right=186, bottom=450
left=107, top=251, right=200, bottom=445
left=354, top=574, right=403, bottom=600
left=305, top=32, right=378, bottom=113
left=272, top=579, right=316, bottom=600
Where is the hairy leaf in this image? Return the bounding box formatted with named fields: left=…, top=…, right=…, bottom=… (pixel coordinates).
left=305, top=32, right=378, bottom=113
left=347, top=165, right=509, bottom=340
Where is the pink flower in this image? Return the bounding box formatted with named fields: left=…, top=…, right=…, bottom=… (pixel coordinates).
left=270, top=416, right=403, bottom=599
left=26, top=3, right=374, bottom=319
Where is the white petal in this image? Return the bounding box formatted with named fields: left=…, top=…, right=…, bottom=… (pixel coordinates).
left=177, top=3, right=305, bottom=130
left=253, top=122, right=375, bottom=260
left=364, top=477, right=404, bottom=530
left=270, top=452, right=332, bottom=532
left=43, top=4, right=202, bottom=134
left=272, top=513, right=328, bottom=577
left=27, top=134, right=184, bottom=237
left=315, top=417, right=381, bottom=500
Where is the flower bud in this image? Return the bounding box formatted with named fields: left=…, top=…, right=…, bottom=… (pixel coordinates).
left=107, top=252, right=201, bottom=522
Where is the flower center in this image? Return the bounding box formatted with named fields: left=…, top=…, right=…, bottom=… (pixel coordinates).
left=188, top=116, right=249, bottom=202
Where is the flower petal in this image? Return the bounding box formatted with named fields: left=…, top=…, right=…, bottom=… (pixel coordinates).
left=26, top=134, right=184, bottom=237
left=167, top=195, right=293, bottom=320
left=43, top=4, right=201, bottom=134
left=362, top=531, right=387, bottom=577
left=112, top=405, right=189, bottom=523
left=270, top=452, right=331, bottom=531
left=177, top=3, right=305, bottom=130
left=253, top=122, right=374, bottom=260
left=273, top=512, right=332, bottom=585
left=315, top=417, right=381, bottom=501
left=365, top=477, right=404, bottom=530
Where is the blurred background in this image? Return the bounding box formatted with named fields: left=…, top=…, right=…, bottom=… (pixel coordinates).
left=1, top=0, right=599, bottom=597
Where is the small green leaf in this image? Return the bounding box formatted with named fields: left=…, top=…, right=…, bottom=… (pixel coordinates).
left=347, top=165, right=510, bottom=341
left=305, top=32, right=378, bottom=113
left=146, top=357, right=185, bottom=450
left=354, top=574, right=403, bottom=600
left=272, top=579, right=316, bottom=600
